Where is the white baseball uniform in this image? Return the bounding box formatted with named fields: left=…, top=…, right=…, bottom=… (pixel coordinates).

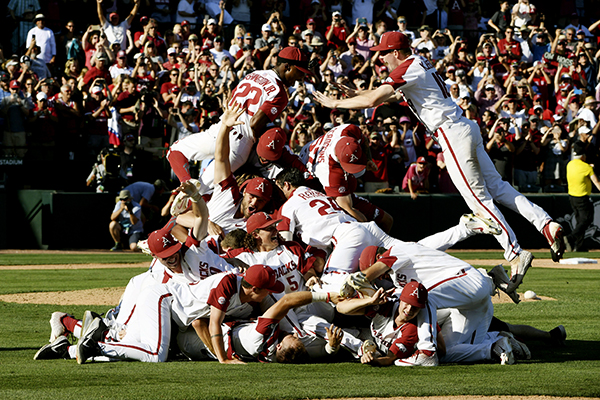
left=374, top=240, right=495, bottom=353
left=384, top=53, right=552, bottom=261
left=366, top=300, right=420, bottom=359
left=300, top=124, right=363, bottom=197
left=169, top=69, right=288, bottom=186
left=205, top=174, right=247, bottom=234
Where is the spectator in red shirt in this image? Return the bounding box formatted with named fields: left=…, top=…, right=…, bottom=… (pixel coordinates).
left=28, top=91, right=58, bottom=146
left=325, top=11, right=348, bottom=50
left=82, top=53, right=112, bottom=90
left=402, top=156, right=430, bottom=200
left=497, top=27, right=522, bottom=61
left=363, top=131, right=397, bottom=192
left=161, top=68, right=181, bottom=107
left=84, top=84, right=111, bottom=154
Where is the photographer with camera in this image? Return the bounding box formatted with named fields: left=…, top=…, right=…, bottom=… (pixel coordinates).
left=109, top=189, right=143, bottom=251
left=82, top=53, right=112, bottom=91
left=168, top=103, right=198, bottom=144
left=325, top=11, right=348, bottom=50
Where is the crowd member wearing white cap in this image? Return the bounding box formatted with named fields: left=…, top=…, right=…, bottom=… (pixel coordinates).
left=325, top=11, right=348, bottom=49
left=25, top=14, right=56, bottom=66
left=109, top=50, right=133, bottom=79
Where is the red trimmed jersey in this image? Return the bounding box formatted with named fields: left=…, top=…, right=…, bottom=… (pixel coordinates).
left=277, top=186, right=355, bottom=248
left=383, top=55, right=463, bottom=132
left=206, top=174, right=246, bottom=234
left=366, top=301, right=418, bottom=359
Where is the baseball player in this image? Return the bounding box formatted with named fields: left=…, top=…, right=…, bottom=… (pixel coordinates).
left=336, top=281, right=431, bottom=366
left=222, top=212, right=367, bottom=358
left=313, top=31, right=566, bottom=294
left=350, top=243, right=497, bottom=366
left=167, top=46, right=310, bottom=188
left=275, top=168, right=502, bottom=282
left=170, top=103, right=274, bottom=235
left=299, top=123, right=393, bottom=232
left=75, top=265, right=283, bottom=364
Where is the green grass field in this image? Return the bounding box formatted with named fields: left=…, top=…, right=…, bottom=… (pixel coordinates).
left=1, top=252, right=600, bottom=400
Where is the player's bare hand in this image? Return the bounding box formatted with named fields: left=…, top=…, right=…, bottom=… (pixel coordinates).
left=360, top=351, right=375, bottom=364
left=328, top=293, right=340, bottom=304
left=366, top=160, right=378, bottom=172
left=118, top=328, right=127, bottom=340
left=178, top=180, right=199, bottom=197
left=369, top=287, right=391, bottom=306
left=410, top=192, right=418, bottom=200
left=305, top=275, right=322, bottom=289
left=325, top=324, right=343, bottom=348
left=221, top=358, right=246, bottom=364
left=313, top=90, right=336, bottom=109
left=208, top=220, right=225, bottom=239
left=221, top=102, right=245, bottom=128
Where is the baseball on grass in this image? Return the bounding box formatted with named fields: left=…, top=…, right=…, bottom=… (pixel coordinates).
left=524, top=290, right=538, bottom=300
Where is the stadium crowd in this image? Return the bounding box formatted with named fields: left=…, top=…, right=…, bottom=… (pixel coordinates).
left=3, top=0, right=584, bottom=367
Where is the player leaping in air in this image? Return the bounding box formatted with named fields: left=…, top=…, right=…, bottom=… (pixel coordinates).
left=313, top=31, right=565, bottom=296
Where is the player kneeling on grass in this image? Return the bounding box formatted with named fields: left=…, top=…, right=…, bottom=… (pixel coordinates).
left=336, top=281, right=439, bottom=366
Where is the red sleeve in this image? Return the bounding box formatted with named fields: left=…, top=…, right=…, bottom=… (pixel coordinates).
left=377, top=248, right=398, bottom=269
left=207, top=274, right=239, bottom=311
left=323, top=163, right=349, bottom=198
left=277, top=215, right=291, bottom=232
left=258, top=81, right=289, bottom=121
left=389, top=322, right=418, bottom=358
left=220, top=174, right=241, bottom=203
left=160, top=82, right=172, bottom=94
left=181, top=234, right=200, bottom=257
left=384, top=57, right=415, bottom=89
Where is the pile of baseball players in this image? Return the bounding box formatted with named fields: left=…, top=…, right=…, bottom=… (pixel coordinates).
left=33, top=34, right=567, bottom=366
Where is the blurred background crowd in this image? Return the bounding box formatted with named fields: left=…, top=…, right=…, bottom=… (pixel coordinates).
left=2, top=0, right=600, bottom=200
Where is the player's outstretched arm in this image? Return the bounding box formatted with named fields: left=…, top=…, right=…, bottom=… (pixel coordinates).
left=177, top=180, right=209, bottom=241
left=213, top=102, right=245, bottom=186
left=361, top=350, right=398, bottom=366
left=363, top=261, right=393, bottom=282
left=313, top=84, right=396, bottom=110
left=336, top=287, right=389, bottom=315
left=262, top=291, right=339, bottom=321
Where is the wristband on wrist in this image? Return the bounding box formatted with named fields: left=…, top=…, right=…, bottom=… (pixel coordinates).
left=311, top=292, right=328, bottom=302
left=325, top=343, right=339, bottom=354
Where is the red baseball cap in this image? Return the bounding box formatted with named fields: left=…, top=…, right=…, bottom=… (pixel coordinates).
left=148, top=228, right=182, bottom=258
left=533, top=94, right=542, bottom=101
left=9, top=80, right=20, bottom=89
left=417, top=156, right=427, bottom=164
left=307, top=18, right=315, bottom=25
left=335, top=138, right=367, bottom=174
left=257, top=127, right=286, bottom=161
left=246, top=212, right=282, bottom=233
left=244, top=264, right=285, bottom=292
left=400, top=281, right=428, bottom=308
left=117, top=50, right=126, bottom=58
left=109, top=12, right=118, bottom=20
left=278, top=47, right=311, bottom=74
left=181, top=20, right=189, bottom=26
left=370, top=31, right=411, bottom=52
left=242, top=177, right=273, bottom=201
left=359, top=245, right=380, bottom=271
left=343, top=124, right=363, bottom=141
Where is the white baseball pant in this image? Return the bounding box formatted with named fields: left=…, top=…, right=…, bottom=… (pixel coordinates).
left=437, top=117, right=551, bottom=261
left=99, top=284, right=173, bottom=363
left=416, top=266, right=495, bottom=353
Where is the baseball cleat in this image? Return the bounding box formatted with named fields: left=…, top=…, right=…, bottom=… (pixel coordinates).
left=394, top=350, right=439, bottom=367
left=549, top=325, right=567, bottom=347
left=492, top=336, right=515, bottom=365
left=76, top=313, right=106, bottom=365
left=49, top=312, right=67, bottom=343
left=507, top=250, right=533, bottom=293
left=542, top=221, right=565, bottom=262
left=499, top=331, right=531, bottom=360
left=461, top=213, right=502, bottom=235
left=34, top=336, right=70, bottom=360
left=488, top=265, right=520, bottom=304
